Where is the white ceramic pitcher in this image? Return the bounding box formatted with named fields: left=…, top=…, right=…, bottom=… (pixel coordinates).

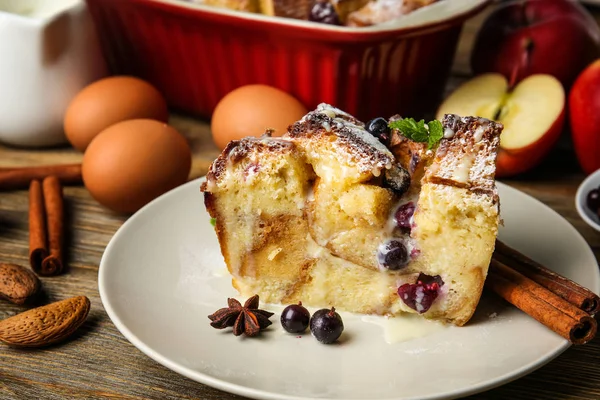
left=0, top=0, right=106, bottom=147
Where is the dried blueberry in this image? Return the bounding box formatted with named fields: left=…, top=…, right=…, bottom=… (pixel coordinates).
left=377, top=240, right=409, bottom=271
left=397, top=274, right=444, bottom=313
left=366, top=117, right=391, bottom=145
left=394, top=202, right=416, bottom=231
left=309, top=0, right=340, bottom=25
left=384, top=164, right=411, bottom=196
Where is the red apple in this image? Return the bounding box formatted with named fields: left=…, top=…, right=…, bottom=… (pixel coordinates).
left=436, top=73, right=565, bottom=177
left=570, top=59, right=600, bottom=174
left=471, top=0, right=600, bottom=88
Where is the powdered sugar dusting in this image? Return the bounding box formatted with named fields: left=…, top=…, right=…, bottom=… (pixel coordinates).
left=204, top=135, right=295, bottom=187
left=425, top=114, right=502, bottom=196
left=290, top=103, right=394, bottom=175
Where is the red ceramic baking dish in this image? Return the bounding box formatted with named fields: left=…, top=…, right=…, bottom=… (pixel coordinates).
left=85, top=0, right=489, bottom=121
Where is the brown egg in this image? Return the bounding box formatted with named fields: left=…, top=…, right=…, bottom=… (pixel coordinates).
left=211, top=85, right=308, bottom=149
left=64, top=76, right=169, bottom=152
left=82, top=119, right=191, bottom=214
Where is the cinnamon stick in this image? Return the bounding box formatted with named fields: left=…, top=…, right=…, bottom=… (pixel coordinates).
left=0, top=164, right=81, bottom=191
left=28, top=180, right=47, bottom=272
left=494, top=240, right=600, bottom=316
left=41, top=176, right=64, bottom=276
left=487, top=259, right=597, bottom=344
left=28, top=176, right=66, bottom=276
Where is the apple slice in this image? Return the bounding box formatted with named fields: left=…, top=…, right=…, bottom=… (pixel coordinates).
left=436, top=73, right=565, bottom=177
left=434, top=74, right=507, bottom=121
left=499, top=75, right=565, bottom=151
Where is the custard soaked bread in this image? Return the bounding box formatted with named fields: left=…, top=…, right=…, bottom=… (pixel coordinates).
left=202, top=104, right=502, bottom=325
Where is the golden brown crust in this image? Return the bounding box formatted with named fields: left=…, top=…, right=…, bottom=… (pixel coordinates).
left=461, top=266, right=486, bottom=325
left=286, top=103, right=394, bottom=177
left=204, top=192, right=232, bottom=271
left=424, top=115, right=502, bottom=194
left=389, top=122, right=432, bottom=183
left=428, top=266, right=485, bottom=326
left=203, top=135, right=296, bottom=189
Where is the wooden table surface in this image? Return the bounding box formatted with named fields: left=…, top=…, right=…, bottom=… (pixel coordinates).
left=2, top=4, right=600, bottom=400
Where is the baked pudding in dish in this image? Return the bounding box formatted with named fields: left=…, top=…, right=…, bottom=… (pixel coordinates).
left=202, top=104, right=502, bottom=326
left=186, top=0, right=440, bottom=26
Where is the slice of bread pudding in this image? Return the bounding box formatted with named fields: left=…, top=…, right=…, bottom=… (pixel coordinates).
left=202, top=104, right=502, bottom=325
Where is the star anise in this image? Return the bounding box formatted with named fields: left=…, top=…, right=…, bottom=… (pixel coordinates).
left=208, top=295, right=274, bottom=337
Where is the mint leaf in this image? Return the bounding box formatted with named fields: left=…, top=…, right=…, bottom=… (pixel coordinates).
left=427, top=119, right=443, bottom=149
left=210, top=218, right=216, bottom=227
left=389, top=118, right=425, bottom=142
left=412, top=120, right=429, bottom=143
left=389, top=118, right=444, bottom=149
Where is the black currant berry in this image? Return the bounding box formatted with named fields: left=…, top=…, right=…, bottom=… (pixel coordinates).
left=280, top=302, right=311, bottom=334
left=310, top=307, right=344, bottom=344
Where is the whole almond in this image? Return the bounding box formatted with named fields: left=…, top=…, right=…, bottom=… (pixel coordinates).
left=0, top=263, right=41, bottom=305
left=0, top=296, right=90, bottom=347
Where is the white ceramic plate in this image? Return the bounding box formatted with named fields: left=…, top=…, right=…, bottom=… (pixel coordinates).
left=98, top=179, right=600, bottom=400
